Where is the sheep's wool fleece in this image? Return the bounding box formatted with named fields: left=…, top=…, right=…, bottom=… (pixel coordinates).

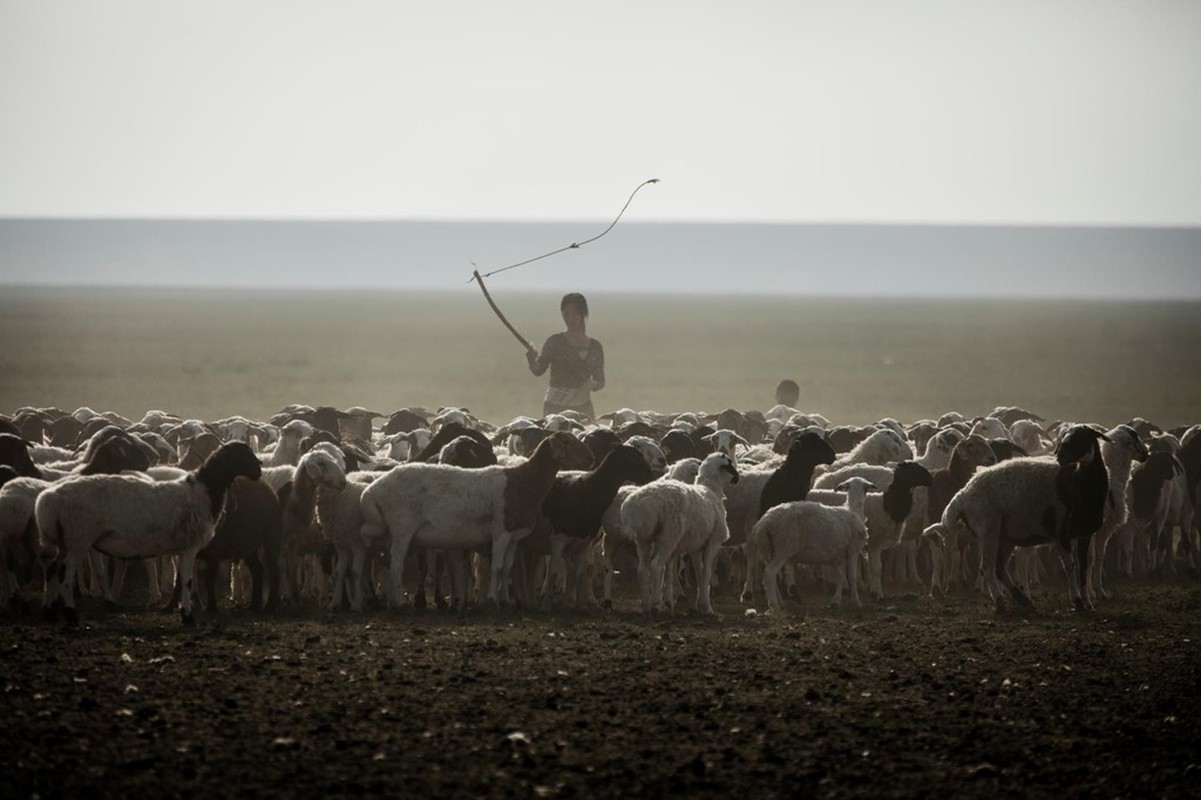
left=38, top=474, right=215, bottom=557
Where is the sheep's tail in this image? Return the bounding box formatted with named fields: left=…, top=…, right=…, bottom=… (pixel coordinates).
left=940, top=489, right=967, bottom=532
left=359, top=492, right=388, bottom=542
left=750, top=517, right=774, bottom=564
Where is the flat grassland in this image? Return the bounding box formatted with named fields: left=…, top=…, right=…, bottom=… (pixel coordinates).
left=3, top=286, right=1200, bottom=427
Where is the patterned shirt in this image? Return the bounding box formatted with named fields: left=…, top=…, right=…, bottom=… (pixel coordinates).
left=532, top=333, right=605, bottom=390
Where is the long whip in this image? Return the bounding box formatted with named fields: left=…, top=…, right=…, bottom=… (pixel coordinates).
left=470, top=178, right=659, bottom=350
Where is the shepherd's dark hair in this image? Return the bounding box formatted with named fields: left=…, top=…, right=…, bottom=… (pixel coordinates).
left=561, top=293, right=589, bottom=317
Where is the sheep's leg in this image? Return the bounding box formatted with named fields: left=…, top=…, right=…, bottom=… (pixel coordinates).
left=200, top=557, right=220, bottom=615
left=868, top=546, right=885, bottom=601
left=846, top=545, right=863, bottom=608
left=177, top=550, right=199, bottom=624
left=997, top=542, right=1031, bottom=607
left=59, top=552, right=82, bottom=625
left=1089, top=528, right=1112, bottom=602
left=501, top=535, right=526, bottom=607
left=762, top=556, right=786, bottom=610
left=487, top=534, right=510, bottom=606
left=635, top=539, right=654, bottom=613
left=902, top=541, right=919, bottom=588
left=413, top=548, right=431, bottom=611
left=977, top=530, right=1006, bottom=609
left=91, top=553, right=116, bottom=603
left=42, top=555, right=63, bottom=620
left=649, top=551, right=669, bottom=614
left=740, top=540, right=759, bottom=604
left=446, top=549, right=468, bottom=613
left=328, top=545, right=350, bottom=612
left=387, top=537, right=412, bottom=610
left=925, top=532, right=945, bottom=597
left=158, top=556, right=177, bottom=607
left=347, top=547, right=367, bottom=612
left=140, top=558, right=163, bottom=607
left=245, top=554, right=265, bottom=611
left=1072, top=536, right=1094, bottom=612
left=696, top=544, right=717, bottom=615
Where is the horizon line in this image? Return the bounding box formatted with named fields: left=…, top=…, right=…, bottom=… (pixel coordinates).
left=3, top=281, right=1198, bottom=303
left=3, top=216, right=1200, bottom=231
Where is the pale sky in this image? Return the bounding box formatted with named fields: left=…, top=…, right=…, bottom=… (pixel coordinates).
left=2, top=0, right=1200, bottom=226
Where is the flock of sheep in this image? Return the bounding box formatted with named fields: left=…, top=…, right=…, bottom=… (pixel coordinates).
left=1, top=401, right=1198, bottom=624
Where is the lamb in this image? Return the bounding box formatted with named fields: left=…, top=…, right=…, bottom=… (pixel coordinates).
left=938, top=425, right=1111, bottom=611
left=262, top=419, right=315, bottom=467
left=1084, top=425, right=1150, bottom=602
left=812, top=428, right=961, bottom=591
left=311, top=460, right=379, bottom=612
left=750, top=477, right=873, bottom=609
left=619, top=451, right=740, bottom=615
left=727, top=432, right=838, bottom=602
left=806, top=461, right=934, bottom=600
left=35, top=441, right=262, bottom=624
left=725, top=432, right=837, bottom=550
left=358, top=432, right=580, bottom=608
left=275, top=449, right=348, bottom=606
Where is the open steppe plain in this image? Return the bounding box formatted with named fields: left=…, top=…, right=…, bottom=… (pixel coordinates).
left=2, top=287, right=1200, bottom=796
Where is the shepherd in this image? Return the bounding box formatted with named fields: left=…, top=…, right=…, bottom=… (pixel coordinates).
left=526, top=292, right=604, bottom=420
left=469, top=179, right=657, bottom=419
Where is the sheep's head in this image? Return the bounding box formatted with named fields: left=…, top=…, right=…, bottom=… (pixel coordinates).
left=624, top=436, right=667, bottom=477
left=1106, top=424, right=1150, bottom=463
left=892, top=461, right=934, bottom=490
left=534, top=432, right=591, bottom=470
left=205, top=441, right=263, bottom=482
left=699, top=451, right=740, bottom=486
left=952, top=435, right=997, bottom=470
left=703, top=429, right=751, bottom=459
left=785, top=431, right=836, bottom=468
left=1054, top=425, right=1109, bottom=466
left=299, top=449, right=347, bottom=490
left=835, top=477, right=877, bottom=493
left=598, top=444, right=656, bottom=486
left=927, top=428, right=965, bottom=457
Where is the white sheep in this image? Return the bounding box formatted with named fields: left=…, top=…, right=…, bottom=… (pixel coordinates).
left=825, top=428, right=914, bottom=473
left=938, top=425, right=1111, bottom=610
left=1084, top=425, right=1150, bottom=602
left=308, top=457, right=380, bottom=612
left=262, top=419, right=315, bottom=467
left=806, top=461, right=933, bottom=600
left=34, top=441, right=262, bottom=624
left=358, top=432, right=578, bottom=608
left=619, top=451, right=740, bottom=615
left=703, top=429, right=751, bottom=460
left=751, top=476, right=873, bottom=609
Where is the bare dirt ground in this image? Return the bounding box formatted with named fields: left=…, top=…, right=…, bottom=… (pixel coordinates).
left=3, top=581, right=1199, bottom=798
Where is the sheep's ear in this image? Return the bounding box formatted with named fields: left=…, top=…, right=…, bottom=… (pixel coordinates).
left=701, top=433, right=715, bottom=444
left=734, top=433, right=751, bottom=447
